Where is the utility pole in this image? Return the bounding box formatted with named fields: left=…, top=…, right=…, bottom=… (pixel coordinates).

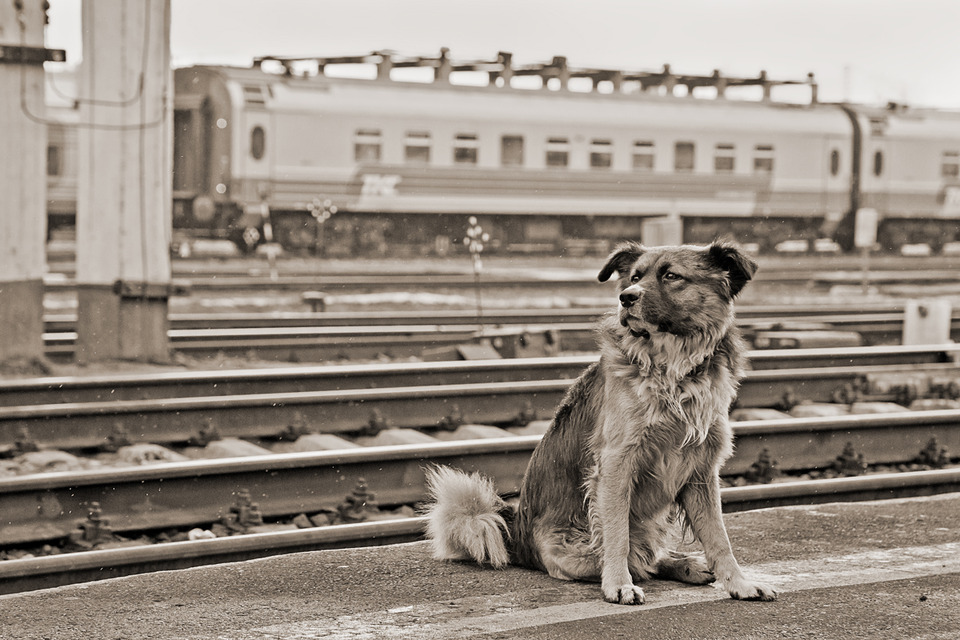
left=0, top=0, right=63, bottom=371
left=75, top=0, right=173, bottom=363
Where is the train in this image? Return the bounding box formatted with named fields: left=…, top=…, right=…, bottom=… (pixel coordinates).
left=45, top=50, right=960, bottom=256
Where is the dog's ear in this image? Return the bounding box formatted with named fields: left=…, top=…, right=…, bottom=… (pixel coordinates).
left=707, top=242, right=758, bottom=297
left=597, top=242, right=644, bottom=282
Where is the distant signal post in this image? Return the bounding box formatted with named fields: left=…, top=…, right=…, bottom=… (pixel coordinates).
left=75, top=0, right=173, bottom=362
left=0, top=0, right=62, bottom=369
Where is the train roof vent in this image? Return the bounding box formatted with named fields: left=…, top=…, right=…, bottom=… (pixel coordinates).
left=252, top=49, right=819, bottom=105
left=243, top=84, right=266, bottom=106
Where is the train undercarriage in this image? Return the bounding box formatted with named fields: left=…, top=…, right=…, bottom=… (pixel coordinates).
left=226, top=210, right=840, bottom=257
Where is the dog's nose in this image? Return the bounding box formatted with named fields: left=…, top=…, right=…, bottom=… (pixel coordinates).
left=619, top=291, right=640, bottom=308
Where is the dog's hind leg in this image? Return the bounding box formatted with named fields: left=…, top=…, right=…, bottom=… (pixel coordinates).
left=679, top=473, right=778, bottom=601
left=625, top=516, right=666, bottom=582
left=655, top=550, right=715, bottom=585
left=535, top=528, right=601, bottom=582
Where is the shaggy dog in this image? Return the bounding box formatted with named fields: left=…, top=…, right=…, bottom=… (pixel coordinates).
left=423, top=241, right=778, bottom=605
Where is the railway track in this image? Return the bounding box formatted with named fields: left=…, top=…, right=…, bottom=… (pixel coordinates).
left=37, top=311, right=960, bottom=363
left=40, top=301, right=940, bottom=331
left=46, top=249, right=960, bottom=273
left=5, top=343, right=960, bottom=407
left=33, top=271, right=825, bottom=295
left=4, top=412, right=960, bottom=546
left=41, top=323, right=502, bottom=363
left=3, top=340, right=959, bottom=594
left=4, top=345, right=960, bottom=450
left=1, top=446, right=958, bottom=594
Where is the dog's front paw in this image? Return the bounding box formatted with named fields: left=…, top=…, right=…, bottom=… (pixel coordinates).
left=602, top=582, right=645, bottom=605
left=727, top=578, right=778, bottom=601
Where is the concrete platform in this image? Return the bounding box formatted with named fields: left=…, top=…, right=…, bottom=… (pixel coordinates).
left=2, top=494, right=959, bottom=639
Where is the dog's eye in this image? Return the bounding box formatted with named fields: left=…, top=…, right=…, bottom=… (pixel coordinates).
left=662, top=271, right=682, bottom=282
left=630, top=274, right=641, bottom=283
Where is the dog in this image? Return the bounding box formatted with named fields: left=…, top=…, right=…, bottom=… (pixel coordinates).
left=423, top=241, right=778, bottom=605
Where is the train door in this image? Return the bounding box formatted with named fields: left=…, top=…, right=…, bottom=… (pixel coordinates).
left=820, top=133, right=852, bottom=240
left=172, top=96, right=213, bottom=228
left=865, top=115, right=890, bottom=214
left=235, top=83, right=275, bottom=246
left=863, top=115, right=898, bottom=248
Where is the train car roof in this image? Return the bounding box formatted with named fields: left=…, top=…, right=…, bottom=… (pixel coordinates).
left=176, top=64, right=852, bottom=136
left=846, top=103, right=960, bottom=141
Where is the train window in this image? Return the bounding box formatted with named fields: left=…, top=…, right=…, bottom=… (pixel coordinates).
left=873, top=150, right=884, bottom=177
left=943, top=151, right=960, bottom=178
left=632, top=141, right=654, bottom=171
left=501, top=135, right=524, bottom=167
left=546, top=137, right=569, bottom=168
left=590, top=139, right=613, bottom=169
left=405, top=131, right=432, bottom=164
left=46, top=144, right=61, bottom=177
left=830, top=150, right=840, bottom=176
left=243, top=85, right=266, bottom=107
left=354, top=129, right=382, bottom=163
left=250, top=126, right=266, bottom=160
left=454, top=134, right=478, bottom=165
left=869, top=117, right=887, bottom=137
left=753, top=144, right=774, bottom=173
left=714, top=143, right=735, bottom=173
left=674, top=142, right=695, bottom=173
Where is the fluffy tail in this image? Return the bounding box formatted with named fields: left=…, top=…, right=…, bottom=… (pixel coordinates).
left=422, top=466, right=511, bottom=568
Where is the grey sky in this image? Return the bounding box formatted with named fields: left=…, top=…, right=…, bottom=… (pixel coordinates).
left=47, top=0, right=959, bottom=108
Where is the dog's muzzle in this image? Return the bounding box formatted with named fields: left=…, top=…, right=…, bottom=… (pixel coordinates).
left=618, top=288, right=651, bottom=339
left=619, top=290, right=640, bottom=308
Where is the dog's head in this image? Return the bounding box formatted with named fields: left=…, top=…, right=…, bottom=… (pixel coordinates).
left=598, top=241, right=757, bottom=339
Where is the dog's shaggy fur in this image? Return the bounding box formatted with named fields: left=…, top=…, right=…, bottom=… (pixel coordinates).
left=423, top=241, right=778, bottom=605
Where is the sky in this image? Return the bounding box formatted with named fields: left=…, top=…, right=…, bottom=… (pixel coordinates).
left=45, top=0, right=960, bottom=109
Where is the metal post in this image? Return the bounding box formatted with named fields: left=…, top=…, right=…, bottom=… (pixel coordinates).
left=75, top=0, right=173, bottom=363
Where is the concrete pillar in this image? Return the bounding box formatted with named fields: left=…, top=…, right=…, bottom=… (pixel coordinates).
left=902, top=299, right=952, bottom=346
left=75, top=0, right=173, bottom=363
left=0, top=0, right=48, bottom=369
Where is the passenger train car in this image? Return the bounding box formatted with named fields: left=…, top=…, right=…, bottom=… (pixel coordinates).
left=45, top=51, right=960, bottom=254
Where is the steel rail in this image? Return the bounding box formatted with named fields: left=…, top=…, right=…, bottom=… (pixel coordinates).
left=0, top=357, right=593, bottom=406
left=2, top=468, right=958, bottom=595
left=40, top=266, right=960, bottom=295
left=41, top=324, right=499, bottom=363
left=5, top=344, right=960, bottom=408
left=2, top=410, right=959, bottom=547
left=0, top=517, right=427, bottom=595
left=0, top=437, right=538, bottom=546
left=0, top=380, right=573, bottom=449
left=45, top=251, right=960, bottom=275
left=3, top=358, right=960, bottom=450
left=40, top=301, right=944, bottom=331
left=39, top=269, right=840, bottom=295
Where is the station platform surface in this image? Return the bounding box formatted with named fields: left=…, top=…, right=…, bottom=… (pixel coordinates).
left=2, top=493, right=959, bottom=639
